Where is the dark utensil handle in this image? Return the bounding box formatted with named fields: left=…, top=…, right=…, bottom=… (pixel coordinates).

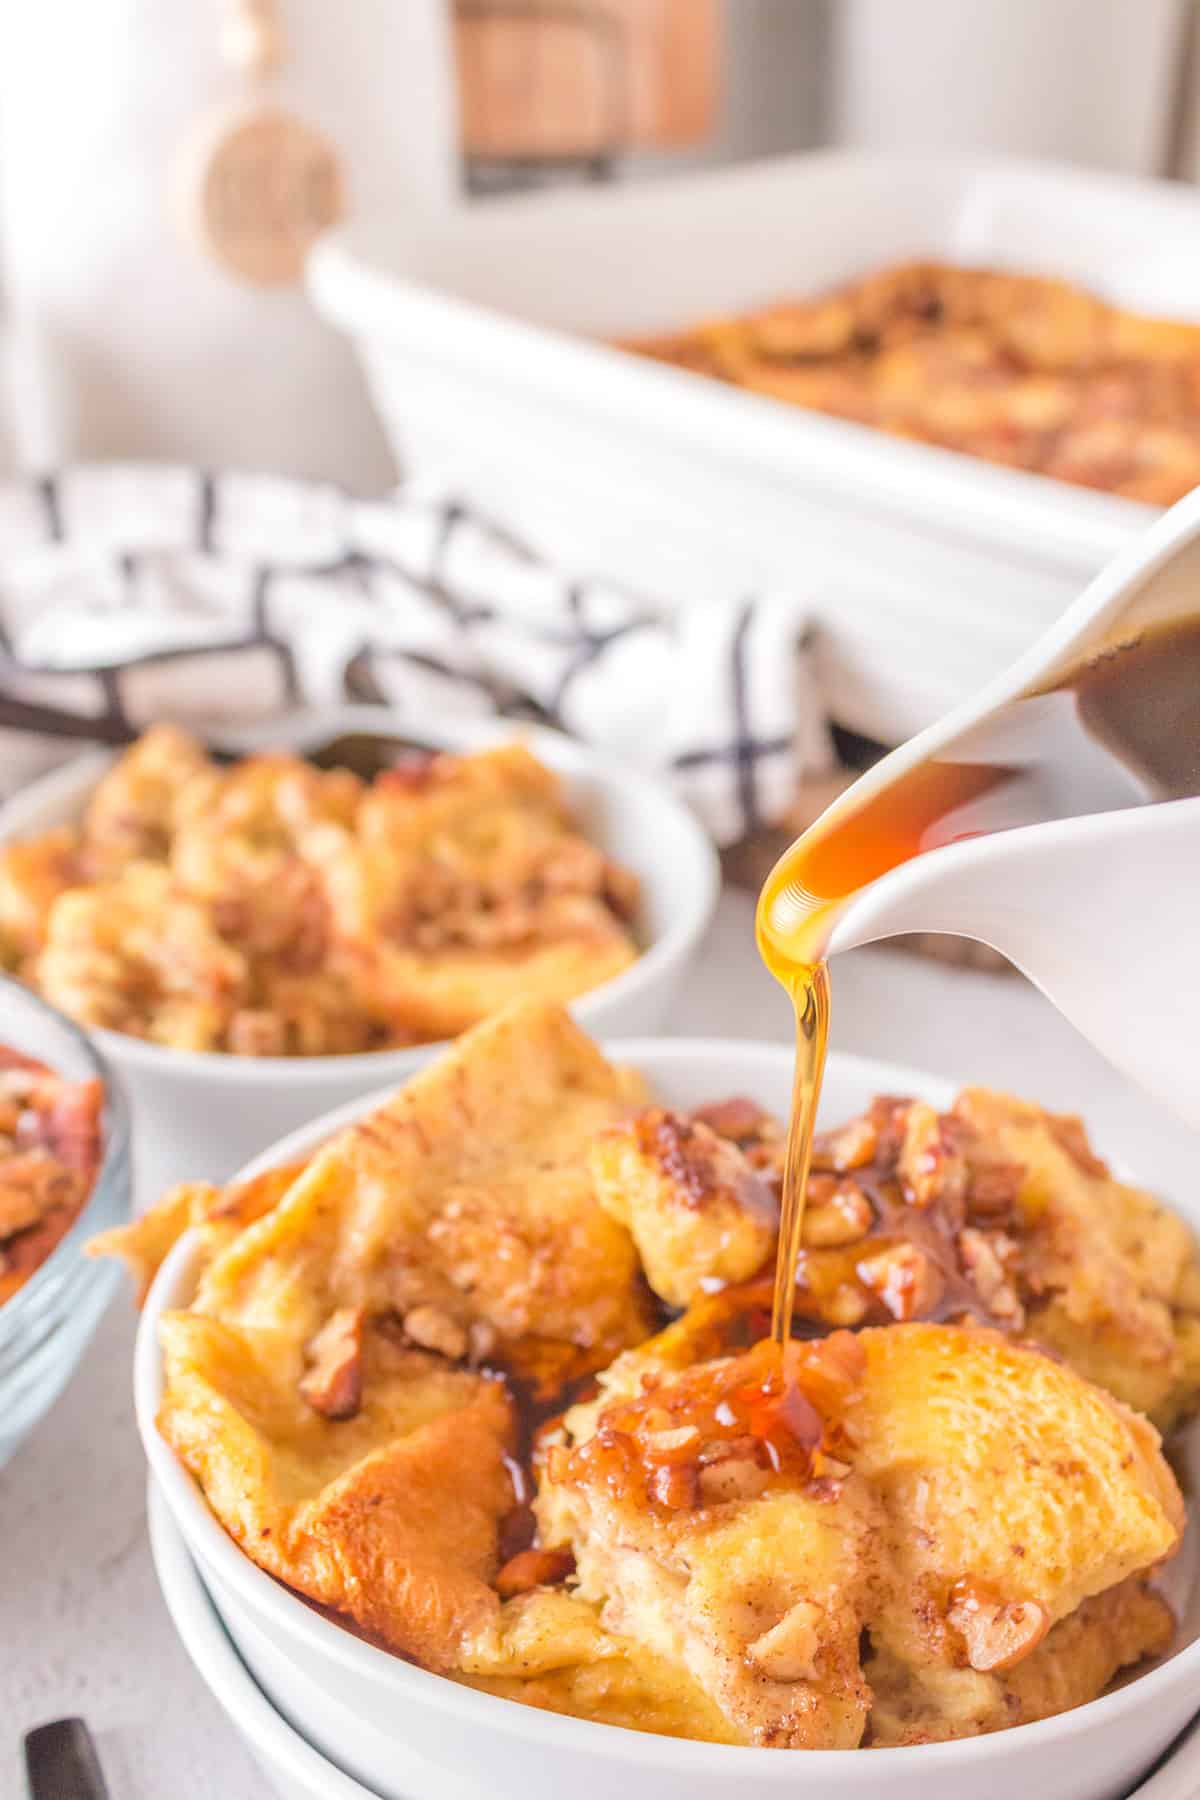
left=24, top=1718, right=110, bottom=1800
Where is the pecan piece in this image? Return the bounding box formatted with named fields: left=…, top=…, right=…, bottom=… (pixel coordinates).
left=498, top=1503, right=537, bottom=1562
left=959, top=1227, right=1025, bottom=1328
left=747, top=1599, right=824, bottom=1681
left=495, top=1546, right=575, bottom=1599
left=966, top=1160, right=1024, bottom=1220
left=299, top=1306, right=365, bottom=1420
left=802, top=1178, right=873, bottom=1248
left=948, top=1584, right=1049, bottom=1673
left=403, top=1304, right=468, bottom=1361
left=691, top=1096, right=780, bottom=1145
left=825, top=1283, right=870, bottom=1327
left=697, top=1436, right=771, bottom=1504
left=649, top=1462, right=700, bottom=1511
left=811, top=1113, right=879, bottom=1174
left=898, top=1102, right=967, bottom=1218
left=642, top=1424, right=702, bottom=1462
left=857, top=1243, right=944, bottom=1321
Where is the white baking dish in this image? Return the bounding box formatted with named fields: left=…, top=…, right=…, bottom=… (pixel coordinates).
left=310, top=149, right=1200, bottom=744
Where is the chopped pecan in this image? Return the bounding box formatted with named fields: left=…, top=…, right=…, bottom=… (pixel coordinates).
left=403, top=1304, right=468, bottom=1360
left=467, top=1319, right=498, bottom=1365
left=802, top=1178, right=873, bottom=1248
left=825, top=1283, right=870, bottom=1327
left=948, top=1583, right=1049, bottom=1673
left=966, top=1160, right=1024, bottom=1220
left=898, top=1103, right=967, bottom=1218
left=811, top=1113, right=879, bottom=1173
left=959, top=1227, right=1025, bottom=1328
left=697, top=1433, right=771, bottom=1503
left=857, top=1243, right=944, bottom=1321
left=498, top=1503, right=537, bottom=1563
left=746, top=1599, right=824, bottom=1681
left=643, top=1424, right=702, bottom=1461
left=495, top=1546, right=575, bottom=1598
left=649, top=1462, right=700, bottom=1511
left=691, top=1096, right=780, bottom=1145
left=299, top=1306, right=364, bottom=1420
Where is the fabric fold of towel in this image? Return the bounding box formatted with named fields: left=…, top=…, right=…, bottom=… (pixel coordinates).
left=0, top=465, right=833, bottom=844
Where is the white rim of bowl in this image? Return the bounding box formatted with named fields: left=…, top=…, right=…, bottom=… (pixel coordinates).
left=0, top=709, right=720, bottom=1084
left=135, top=1038, right=1200, bottom=1777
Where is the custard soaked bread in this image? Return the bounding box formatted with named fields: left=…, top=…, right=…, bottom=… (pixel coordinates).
left=93, top=1002, right=1198, bottom=1747
left=533, top=1326, right=1181, bottom=1748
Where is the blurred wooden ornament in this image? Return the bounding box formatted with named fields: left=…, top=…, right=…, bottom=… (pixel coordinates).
left=173, top=101, right=345, bottom=286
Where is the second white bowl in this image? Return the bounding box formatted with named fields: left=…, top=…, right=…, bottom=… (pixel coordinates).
left=136, top=1037, right=1200, bottom=1800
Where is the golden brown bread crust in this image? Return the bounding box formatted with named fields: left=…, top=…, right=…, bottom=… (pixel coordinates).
left=624, top=260, right=1200, bottom=505
left=589, top=1108, right=778, bottom=1307
left=158, top=1311, right=515, bottom=1668
left=189, top=1001, right=654, bottom=1379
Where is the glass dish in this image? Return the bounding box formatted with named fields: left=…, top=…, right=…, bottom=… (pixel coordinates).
left=0, top=976, right=132, bottom=1466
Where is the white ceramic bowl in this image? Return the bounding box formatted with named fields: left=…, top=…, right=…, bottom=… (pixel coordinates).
left=0, top=709, right=718, bottom=1198
left=148, top=1481, right=382, bottom=1800
left=135, top=1038, right=1200, bottom=1800
left=147, top=1480, right=1200, bottom=1800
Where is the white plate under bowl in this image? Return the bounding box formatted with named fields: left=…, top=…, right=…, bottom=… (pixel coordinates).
left=136, top=1038, right=1200, bottom=1800
left=0, top=707, right=717, bottom=1198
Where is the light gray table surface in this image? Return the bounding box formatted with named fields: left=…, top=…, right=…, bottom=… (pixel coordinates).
left=3, top=889, right=1196, bottom=1799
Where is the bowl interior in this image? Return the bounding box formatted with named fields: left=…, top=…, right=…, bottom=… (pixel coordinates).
left=136, top=1037, right=1200, bottom=1781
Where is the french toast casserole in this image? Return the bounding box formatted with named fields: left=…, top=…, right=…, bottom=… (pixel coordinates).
left=96, top=1001, right=1200, bottom=1749
left=0, top=727, right=639, bottom=1056
left=625, top=261, right=1200, bottom=506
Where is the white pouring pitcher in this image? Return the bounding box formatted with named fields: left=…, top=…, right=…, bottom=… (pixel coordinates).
left=782, top=488, right=1200, bottom=1126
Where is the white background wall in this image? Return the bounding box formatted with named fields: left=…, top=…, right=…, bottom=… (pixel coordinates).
left=831, top=0, right=1190, bottom=176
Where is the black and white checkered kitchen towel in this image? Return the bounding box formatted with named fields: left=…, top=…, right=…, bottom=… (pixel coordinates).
left=0, top=464, right=833, bottom=845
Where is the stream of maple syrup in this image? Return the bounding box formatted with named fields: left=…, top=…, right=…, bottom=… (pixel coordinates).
left=757, top=616, right=1200, bottom=1349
